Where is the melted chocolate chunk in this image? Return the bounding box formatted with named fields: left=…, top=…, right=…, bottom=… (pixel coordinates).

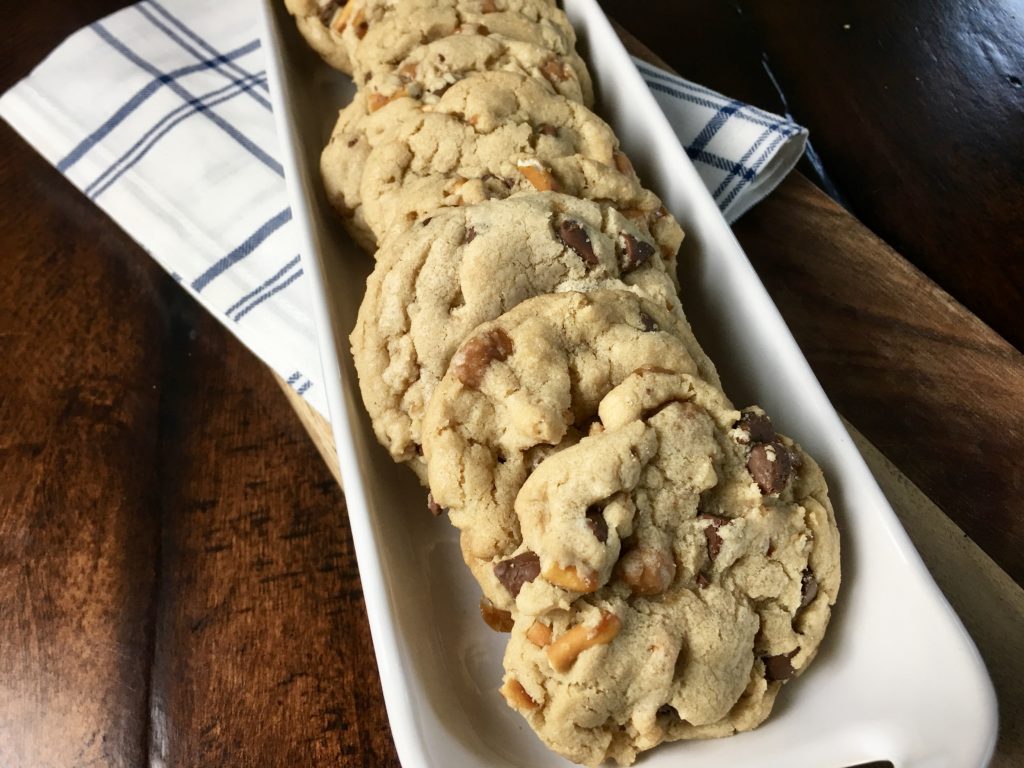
left=735, top=409, right=776, bottom=444
left=585, top=506, right=609, bottom=543
left=618, top=233, right=655, bottom=273
left=557, top=220, right=598, bottom=265
left=763, top=650, right=798, bottom=682
left=464, top=226, right=477, bottom=243
left=800, top=568, right=819, bottom=608
left=639, top=311, right=659, bottom=332
left=426, top=493, right=445, bottom=517
left=700, top=514, right=728, bottom=561
left=696, top=571, right=710, bottom=589
left=656, top=704, right=679, bottom=719
left=747, top=441, right=793, bottom=495
left=493, top=551, right=541, bottom=597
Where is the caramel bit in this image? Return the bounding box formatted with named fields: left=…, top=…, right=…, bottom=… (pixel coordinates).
left=800, top=568, right=819, bottom=609
left=543, top=562, right=599, bottom=593
left=426, top=492, right=445, bottom=516
left=546, top=611, right=622, bottom=672
left=501, top=678, right=539, bottom=710
left=618, top=233, right=655, bottom=273
left=618, top=547, right=676, bottom=596
left=325, top=1, right=353, bottom=31
left=585, top=506, right=609, bottom=543
left=526, top=620, right=553, bottom=647
left=494, top=551, right=540, bottom=597
left=612, top=149, right=636, bottom=177
left=541, top=57, right=572, bottom=84
left=557, top=219, right=598, bottom=265
left=763, top=649, right=799, bottom=682
left=516, top=159, right=560, bottom=192
left=366, top=88, right=407, bottom=112
left=747, top=441, right=793, bottom=495
left=451, top=328, right=514, bottom=388
left=639, top=311, right=659, bottom=332
left=479, top=598, right=514, bottom=632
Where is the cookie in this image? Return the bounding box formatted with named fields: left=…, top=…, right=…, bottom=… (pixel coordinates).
left=284, top=0, right=359, bottom=73
left=320, top=92, right=379, bottom=253
left=356, top=26, right=592, bottom=112
left=421, top=290, right=706, bottom=583
left=351, top=193, right=711, bottom=480
left=348, top=70, right=682, bottom=252
left=495, top=372, right=840, bottom=764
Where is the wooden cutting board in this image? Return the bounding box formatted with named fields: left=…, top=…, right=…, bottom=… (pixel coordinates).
left=275, top=32, right=1024, bottom=765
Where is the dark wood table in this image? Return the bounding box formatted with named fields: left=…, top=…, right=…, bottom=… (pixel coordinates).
left=1, top=1, right=1021, bottom=765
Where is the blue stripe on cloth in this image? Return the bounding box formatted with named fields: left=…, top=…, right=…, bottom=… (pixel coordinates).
left=191, top=208, right=293, bottom=292
left=91, top=21, right=283, bottom=177
left=296, top=380, right=312, bottom=396
left=225, top=254, right=302, bottom=315
left=685, top=147, right=756, bottom=182
left=233, top=268, right=304, bottom=321
left=286, top=371, right=302, bottom=385
left=137, top=1, right=271, bottom=110
left=688, top=99, right=744, bottom=154
left=85, top=71, right=267, bottom=199
left=56, top=38, right=260, bottom=173
left=635, top=61, right=793, bottom=130
left=711, top=125, right=776, bottom=201
left=146, top=0, right=269, bottom=96
left=719, top=130, right=789, bottom=210
left=643, top=77, right=788, bottom=134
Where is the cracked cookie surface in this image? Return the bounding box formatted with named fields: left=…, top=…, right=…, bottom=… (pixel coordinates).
left=351, top=194, right=711, bottom=479
left=421, top=291, right=840, bottom=766
left=342, top=70, right=682, bottom=251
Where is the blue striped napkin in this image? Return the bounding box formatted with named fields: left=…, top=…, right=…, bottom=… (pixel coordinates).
left=0, top=0, right=807, bottom=418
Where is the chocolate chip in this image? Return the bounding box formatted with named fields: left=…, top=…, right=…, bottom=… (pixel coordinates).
left=585, top=506, right=608, bottom=543
left=763, top=650, right=798, bottom=682
left=346, top=137, right=359, bottom=148
left=451, top=328, right=514, bottom=388
left=618, top=233, right=655, bottom=273
left=656, top=704, right=679, bottom=718
left=557, top=220, right=598, bottom=265
left=426, top=493, right=445, bottom=516
left=639, top=311, right=659, bottom=332
left=421, top=216, right=433, bottom=227
left=800, top=568, right=818, bottom=608
left=536, top=123, right=558, bottom=136
left=464, top=226, right=477, bottom=243
left=318, top=1, right=340, bottom=24
left=494, top=551, right=541, bottom=597
left=696, top=571, right=710, bottom=589
left=747, top=441, right=793, bottom=495
left=735, top=409, right=776, bottom=444
left=698, top=514, right=729, bottom=563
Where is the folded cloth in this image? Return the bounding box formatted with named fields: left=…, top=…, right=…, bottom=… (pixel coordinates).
left=0, top=0, right=807, bottom=419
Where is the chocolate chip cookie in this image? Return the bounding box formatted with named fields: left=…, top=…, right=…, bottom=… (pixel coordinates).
left=345, top=70, right=682, bottom=251
left=351, top=194, right=711, bottom=479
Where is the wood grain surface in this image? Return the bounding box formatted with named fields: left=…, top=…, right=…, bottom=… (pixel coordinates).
left=1, top=1, right=1021, bottom=767
left=598, top=0, right=1024, bottom=352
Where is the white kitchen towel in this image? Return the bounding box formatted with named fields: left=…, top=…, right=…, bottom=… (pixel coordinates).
left=0, top=0, right=807, bottom=418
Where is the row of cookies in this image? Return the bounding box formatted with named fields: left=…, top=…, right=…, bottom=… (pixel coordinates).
left=284, top=1, right=841, bottom=765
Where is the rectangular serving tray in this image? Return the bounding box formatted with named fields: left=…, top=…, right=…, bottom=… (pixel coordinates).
left=256, top=1, right=998, bottom=765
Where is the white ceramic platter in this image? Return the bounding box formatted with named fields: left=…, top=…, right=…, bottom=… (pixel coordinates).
left=256, top=0, right=998, bottom=765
